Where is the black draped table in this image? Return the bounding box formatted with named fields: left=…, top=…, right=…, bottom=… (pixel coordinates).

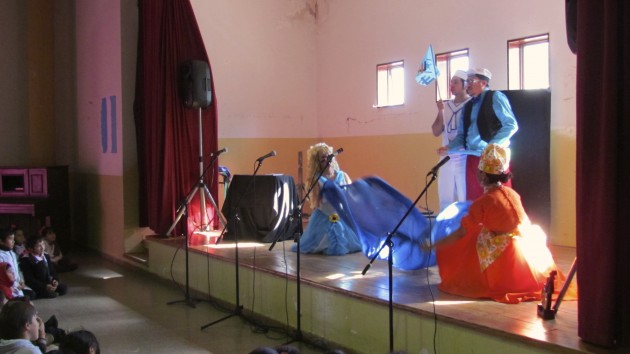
left=221, top=174, right=299, bottom=243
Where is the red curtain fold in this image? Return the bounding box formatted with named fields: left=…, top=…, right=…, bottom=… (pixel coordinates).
left=134, top=0, right=219, bottom=236
left=575, top=0, right=630, bottom=348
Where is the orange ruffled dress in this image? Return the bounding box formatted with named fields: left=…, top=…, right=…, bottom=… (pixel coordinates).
left=436, top=185, right=576, bottom=304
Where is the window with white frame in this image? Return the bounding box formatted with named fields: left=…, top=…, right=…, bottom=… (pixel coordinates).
left=508, top=34, right=550, bottom=90
left=376, top=61, right=404, bottom=107
left=435, top=49, right=469, bottom=101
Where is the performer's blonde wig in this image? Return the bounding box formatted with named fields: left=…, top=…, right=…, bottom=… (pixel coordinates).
left=306, top=142, right=339, bottom=208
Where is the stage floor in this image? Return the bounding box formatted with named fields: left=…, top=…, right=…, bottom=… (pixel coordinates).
left=148, top=236, right=615, bottom=353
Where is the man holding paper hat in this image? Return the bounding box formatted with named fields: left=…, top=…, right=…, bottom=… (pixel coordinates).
left=430, top=70, right=471, bottom=210
left=437, top=67, right=518, bottom=200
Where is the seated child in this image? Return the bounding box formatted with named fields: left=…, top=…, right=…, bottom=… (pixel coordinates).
left=0, top=299, right=44, bottom=353
left=11, top=226, right=26, bottom=258
left=20, top=235, right=67, bottom=298
left=41, top=227, right=78, bottom=273
left=0, top=228, right=35, bottom=299
left=59, top=330, right=100, bottom=354
left=2, top=296, right=68, bottom=353
left=0, top=262, right=18, bottom=300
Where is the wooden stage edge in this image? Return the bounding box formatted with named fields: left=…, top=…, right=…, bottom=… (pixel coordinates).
left=146, top=236, right=616, bottom=354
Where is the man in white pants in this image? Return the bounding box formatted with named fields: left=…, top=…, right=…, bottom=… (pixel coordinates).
left=431, top=70, right=470, bottom=210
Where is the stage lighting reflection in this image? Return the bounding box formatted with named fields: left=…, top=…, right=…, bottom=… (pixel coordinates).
left=438, top=202, right=463, bottom=220
left=76, top=268, right=123, bottom=280
left=521, top=321, right=548, bottom=340
left=431, top=300, right=476, bottom=306
left=326, top=273, right=345, bottom=280
left=205, top=242, right=265, bottom=249
left=324, top=270, right=386, bottom=281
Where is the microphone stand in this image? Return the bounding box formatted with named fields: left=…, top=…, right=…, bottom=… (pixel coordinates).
left=201, top=158, right=266, bottom=330
left=361, top=170, right=438, bottom=353
left=167, top=153, right=223, bottom=308
left=268, top=155, right=334, bottom=343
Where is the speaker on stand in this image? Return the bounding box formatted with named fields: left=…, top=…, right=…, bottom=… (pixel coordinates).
left=180, top=60, right=213, bottom=109
left=167, top=59, right=225, bottom=308
left=565, top=0, right=577, bottom=54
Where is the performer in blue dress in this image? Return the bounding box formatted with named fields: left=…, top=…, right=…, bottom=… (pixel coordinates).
left=293, top=142, right=362, bottom=255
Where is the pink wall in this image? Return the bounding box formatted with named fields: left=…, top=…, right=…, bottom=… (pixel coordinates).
left=191, top=0, right=319, bottom=139
left=0, top=1, right=29, bottom=165
left=76, top=0, right=123, bottom=176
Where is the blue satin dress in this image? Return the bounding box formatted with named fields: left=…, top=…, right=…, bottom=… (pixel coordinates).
left=293, top=170, right=362, bottom=256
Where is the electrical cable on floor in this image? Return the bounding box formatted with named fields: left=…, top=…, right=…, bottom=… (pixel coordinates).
left=169, top=239, right=185, bottom=295
left=253, top=236, right=299, bottom=341
left=248, top=246, right=274, bottom=334
left=422, top=175, right=439, bottom=354
left=204, top=231, right=214, bottom=303
left=167, top=177, right=350, bottom=351
left=282, top=239, right=291, bottom=340
left=250, top=233, right=330, bottom=347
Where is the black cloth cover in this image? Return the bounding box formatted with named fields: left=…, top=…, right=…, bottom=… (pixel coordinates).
left=222, top=174, right=299, bottom=243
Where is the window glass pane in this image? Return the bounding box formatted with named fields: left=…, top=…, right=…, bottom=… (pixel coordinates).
left=508, top=47, right=521, bottom=90
left=389, top=66, right=405, bottom=105
left=523, top=42, right=549, bottom=89
left=376, top=61, right=404, bottom=107
left=450, top=56, right=469, bottom=74
left=436, top=60, right=448, bottom=100
left=507, top=34, right=549, bottom=90
left=377, top=68, right=388, bottom=106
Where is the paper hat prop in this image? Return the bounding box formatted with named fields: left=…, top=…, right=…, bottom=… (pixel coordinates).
left=453, top=70, right=468, bottom=80
left=467, top=67, right=492, bottom=81
left=478, top=143, right=510, bottom=175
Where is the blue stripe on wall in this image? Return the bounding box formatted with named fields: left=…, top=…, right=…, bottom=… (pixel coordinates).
left=101, top=97, right=108, bottom=153
left=110, top=95, right=117, bottom=153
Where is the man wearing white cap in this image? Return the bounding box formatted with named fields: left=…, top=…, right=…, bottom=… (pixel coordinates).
left=437, top=67, right=518, bottom=200
left=431, top=70, right=471, bottom=210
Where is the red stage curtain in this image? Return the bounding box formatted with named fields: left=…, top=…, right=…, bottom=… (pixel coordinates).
left=134, top=0, right=219, bottom=236
left=575, top=0, right=630, bottom=348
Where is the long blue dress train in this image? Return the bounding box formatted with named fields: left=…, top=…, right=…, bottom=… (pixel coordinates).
left=292, top=170, right=362, bottom=256
left=321, top=176, right=433, bottom=270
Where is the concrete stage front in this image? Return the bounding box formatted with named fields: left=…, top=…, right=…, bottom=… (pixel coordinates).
left=144, top=236, right=608, bottom=354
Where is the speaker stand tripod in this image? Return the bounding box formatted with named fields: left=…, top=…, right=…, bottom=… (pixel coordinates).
left=167, top=107, right=226, bottom=308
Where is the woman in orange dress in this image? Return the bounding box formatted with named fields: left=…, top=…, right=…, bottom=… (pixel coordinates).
left=428, top=144, right=574, bottom=304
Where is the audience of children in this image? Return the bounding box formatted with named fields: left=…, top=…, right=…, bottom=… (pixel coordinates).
left=0, top=228, right=36, bottom=299
left=41, top=227, right=78, bottom=273
left=0, top=224, right=102, bottom=353
left=20, top=235, right=67, bottom=299
left=3, top=223, right=363, bottom=353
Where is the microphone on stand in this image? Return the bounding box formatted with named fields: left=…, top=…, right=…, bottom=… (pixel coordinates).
left=256, top=150, right=277, bottom=163
left=427, top=156, right=450, bottom=176
left=208, top=147, right=228, bottom=158
left=327, top=147, right=344, bottom=162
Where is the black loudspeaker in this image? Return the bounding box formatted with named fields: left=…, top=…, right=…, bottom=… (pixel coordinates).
left=565, top=0, right=577, bottom=54
left=180, top=60, right=212, bottom=108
